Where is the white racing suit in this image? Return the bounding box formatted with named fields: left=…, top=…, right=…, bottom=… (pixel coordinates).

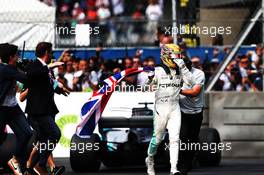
left=146, top=65, right=194, bottom=173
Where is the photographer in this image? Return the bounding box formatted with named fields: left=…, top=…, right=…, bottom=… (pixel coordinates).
left=0, top=43, right=33, bottom=175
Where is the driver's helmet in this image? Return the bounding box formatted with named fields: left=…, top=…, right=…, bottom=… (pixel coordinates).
left=161, top=44, right=182, bottom=69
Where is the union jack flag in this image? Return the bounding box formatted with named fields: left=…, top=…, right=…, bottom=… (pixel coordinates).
left=76, top=68, right=147, bottom=138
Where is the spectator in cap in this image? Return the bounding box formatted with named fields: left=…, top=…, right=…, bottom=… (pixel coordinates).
left=211, top=58, right=219, bottom=64
left=210, top=58, right=220, bottom=75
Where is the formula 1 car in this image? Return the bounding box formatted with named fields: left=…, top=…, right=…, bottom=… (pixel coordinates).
left=70, top=102, right=222, bottom=172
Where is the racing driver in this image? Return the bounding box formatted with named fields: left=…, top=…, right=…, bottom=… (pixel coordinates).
left=145, top=44, right=194, bottom=175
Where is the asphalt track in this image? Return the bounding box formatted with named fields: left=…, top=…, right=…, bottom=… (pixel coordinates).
left=55, top=158, right=264, bottom=175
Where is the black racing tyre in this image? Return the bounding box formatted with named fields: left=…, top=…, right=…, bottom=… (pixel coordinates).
left=70, top=134, right=101, bottom=172
left=0, top=134, right=16, bottom=173
left=197, top=128, right=221, bottom=166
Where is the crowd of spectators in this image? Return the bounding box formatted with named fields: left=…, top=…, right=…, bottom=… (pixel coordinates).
left=53, top=0, right=163, bottom=21
left=217, top=47, right=263, bottom=92
left=40, top=0, right=164, bottom=45
left=193, top=45, right=263, bottom=92
left=53, top=45, right=263, bottom=92
left=53, top=48, right=156, bottom=92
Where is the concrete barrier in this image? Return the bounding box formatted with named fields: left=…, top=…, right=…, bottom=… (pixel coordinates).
left=207, top=92, right=264, bottom=158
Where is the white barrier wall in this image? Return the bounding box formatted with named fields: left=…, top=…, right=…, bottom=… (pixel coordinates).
left=17, top=92, right=155, bottom=157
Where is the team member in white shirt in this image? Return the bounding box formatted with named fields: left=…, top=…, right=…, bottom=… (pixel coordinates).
left=178, top=58, right=205, bottom=175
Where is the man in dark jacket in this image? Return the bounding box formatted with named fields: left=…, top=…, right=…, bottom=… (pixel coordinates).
left=25, top=42, right=68, bottom=175
left=0, top=43, right=33, bottom=175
